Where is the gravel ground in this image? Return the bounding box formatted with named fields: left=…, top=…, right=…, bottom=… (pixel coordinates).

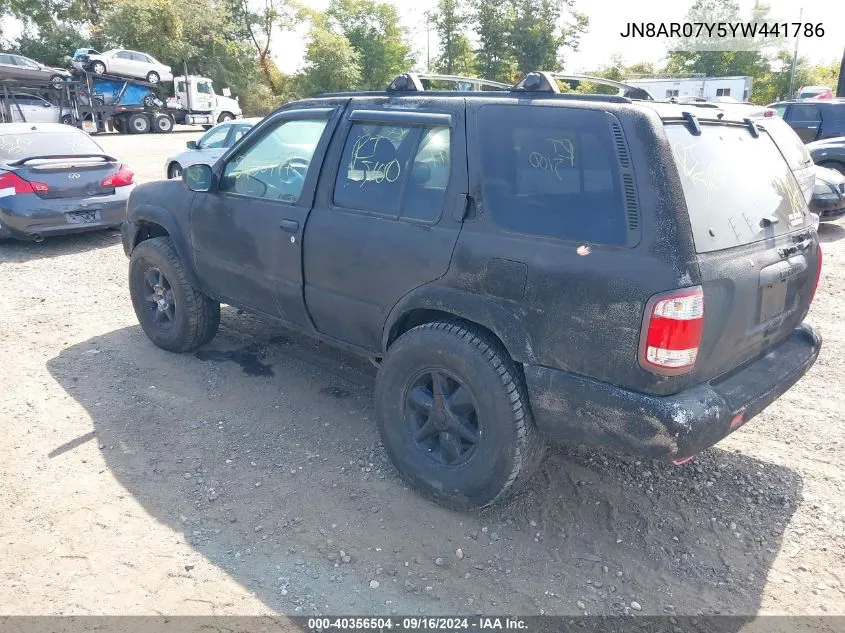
left=0, top=130, right=843, bottom=617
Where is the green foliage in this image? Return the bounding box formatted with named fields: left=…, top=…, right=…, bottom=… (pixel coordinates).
left=13, top=23, right=84, bottom=67
left=326, top=0, right=412, bottom=90
left=471, top=0, right=588, bottom=83
left=297, top=24, right=361, bottom=96
left=431, top=0, right=475, bottom=75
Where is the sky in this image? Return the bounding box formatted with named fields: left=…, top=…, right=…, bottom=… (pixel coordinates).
left=275, top=0, right=845, bottom=75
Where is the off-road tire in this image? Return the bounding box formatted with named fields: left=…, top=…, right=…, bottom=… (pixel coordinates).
left=375, top=320, right=546, bottom=510
left=129, top=236, right=220, bottom=352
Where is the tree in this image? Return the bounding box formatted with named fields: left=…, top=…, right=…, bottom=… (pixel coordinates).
left=508, top=0, right=587, bottom=75
left=435, top=34, right=476, bottom=76
left=326, top=0, right=412, bottom=90
left=229, top=0, right=304, bottom=92
left=297, top=24, right=361, bottom=96
left=472, top=1, right=516, bottom=82
left=431, top=0, right=471, bottom=75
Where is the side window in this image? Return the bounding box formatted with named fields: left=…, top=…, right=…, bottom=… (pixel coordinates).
left=0, top=54, right=13, bottom=64
left=196, top=82, right=213, bottom=95
left=115, top=51, right=133, bottom=60
left=198, top=126, right=230, bottom=149
left=219, top=118, right=327, bottom=203
left=716, top=87, right=731, bottom=97
left=771, top=104, right=788, bottom=117
left=333, top=121, right=451, bottom=220
left=788, top=105, right=821, bottom=123
left=478, top=105, right=628, bottom=245
left=133, top=53, right=150, bottom=63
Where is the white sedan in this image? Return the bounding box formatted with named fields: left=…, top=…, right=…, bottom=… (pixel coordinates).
left=73, top=49, right=173, bottom=84
left=165, top=118, right=261, bottom=179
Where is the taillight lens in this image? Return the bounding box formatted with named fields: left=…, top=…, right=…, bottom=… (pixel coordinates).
left=811, top=245, right=822, bottom=304
left=763, top=109, right=775, bottom=117
left=0, top=171, right=50, bottom=194
left=640, top=287, right=705, bottom=374
left=101, top=165, right=134, bottom=188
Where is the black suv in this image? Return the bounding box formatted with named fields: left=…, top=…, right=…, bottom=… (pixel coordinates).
left=768, top=99, right=845, bottom=143
left=122, top=72, right=822, bottom=510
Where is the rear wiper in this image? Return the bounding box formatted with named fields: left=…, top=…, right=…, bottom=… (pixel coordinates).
left=759, top=215, right=779, bottom=228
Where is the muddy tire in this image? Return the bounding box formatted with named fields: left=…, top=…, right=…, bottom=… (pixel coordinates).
left=375, top=320, right=546, bottom=510
left=129, top=236, right=220, bottom=352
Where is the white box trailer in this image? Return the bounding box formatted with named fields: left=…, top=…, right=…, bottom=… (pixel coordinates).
left=623, top=76, right=753, bottom=102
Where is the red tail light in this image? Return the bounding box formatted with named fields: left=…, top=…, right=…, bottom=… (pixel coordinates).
left=763, top=109, right=775, bottom=117
left=0, top=171, right=49, bottom=194
left=101, top=165, right=134, bottom=188
left=640, top=286, right=705, bottom=374
left=811, top=245, right=822, bottom=304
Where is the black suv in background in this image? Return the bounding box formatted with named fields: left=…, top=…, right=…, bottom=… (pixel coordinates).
left=121, top=72, right=823, bottom=510
left=769, top=99, right=845, bottom=143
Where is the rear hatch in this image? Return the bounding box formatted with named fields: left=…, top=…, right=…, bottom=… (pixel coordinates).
left=665, top=120, right=821, bottom=383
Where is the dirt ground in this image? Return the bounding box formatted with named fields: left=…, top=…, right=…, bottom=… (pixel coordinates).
left=1, top=129, right=844, bottom=618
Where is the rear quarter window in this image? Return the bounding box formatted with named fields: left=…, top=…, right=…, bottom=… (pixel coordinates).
left=666, top=123, right=810, bottom=253
left=477, top=105, right=630, bottom=245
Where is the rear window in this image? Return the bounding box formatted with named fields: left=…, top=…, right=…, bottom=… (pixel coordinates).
left=666, top=123, right=810, bottom=253
left=0, top=130, right=103, bottom=161
left=477, top=105, right=629, bottom=245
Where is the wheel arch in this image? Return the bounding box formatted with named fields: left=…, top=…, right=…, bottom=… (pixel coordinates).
left=382, top=286, right=539, bottom=365
left=126, top=205, right=202, bottom=290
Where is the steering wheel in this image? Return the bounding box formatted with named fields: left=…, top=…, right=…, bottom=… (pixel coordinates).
left=276, top=156, right=310, bottom=186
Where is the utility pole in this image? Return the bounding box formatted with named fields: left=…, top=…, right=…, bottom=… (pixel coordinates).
left=425, top=10, right=431, bottom=72
left=837, top=44, right=845, bottom=97
left=788, top=7, right=803, bottom=98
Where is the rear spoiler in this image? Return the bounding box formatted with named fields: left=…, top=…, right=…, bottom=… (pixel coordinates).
left=7, top=153, right=117, bottom=166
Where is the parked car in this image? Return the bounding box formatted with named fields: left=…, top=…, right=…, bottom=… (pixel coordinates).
left=809, top=165, right=845, bottom=222
left=121, top=72, right=822, bottom=509
left=768, top=99, right=845, bottom=143
left=0, top=92, right=69, bottom=123
left=796, top=85, right=832, bottom=100
left=0, top=53, right=71, bottom=86
left=807, top=136, right=845, bottom=176
left=165, top=118, right=260, bottom=179
left=0, top=123, right=134, bottom=242
left=72, top=49, right=172, bottom=84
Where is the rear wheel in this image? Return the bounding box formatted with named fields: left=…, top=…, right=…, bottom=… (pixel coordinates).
left=60, top=114, right=73, bottom=125
left=146, top=71, right=160, bottom=84
left=129, top=237, right=220, bottom=352
left=127, top=113, right=150, bottom=134
left=375, top=321, right=546, bottom=510
left=167, top=162, right=182, bottom=179
left=153, top=113, right=174, bottom=133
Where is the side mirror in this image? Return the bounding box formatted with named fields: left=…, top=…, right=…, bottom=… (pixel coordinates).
left=186, top=140, right=198, bottom=150
left=43, top=101, right=52, bottom=107
left=183, top=163, right=213, bottom=192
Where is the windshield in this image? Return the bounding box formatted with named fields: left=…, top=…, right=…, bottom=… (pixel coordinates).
left=665, top=123, right=810, bottom=253
left=0, top=131, right=103, bottom=161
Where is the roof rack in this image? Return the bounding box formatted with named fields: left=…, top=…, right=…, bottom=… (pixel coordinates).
left=387, top=72, right=511, bottom=92
left=511, top=72, right=654, bottom=101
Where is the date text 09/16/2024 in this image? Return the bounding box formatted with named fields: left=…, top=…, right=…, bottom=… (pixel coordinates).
left=306, top=617, right=528, bottom=631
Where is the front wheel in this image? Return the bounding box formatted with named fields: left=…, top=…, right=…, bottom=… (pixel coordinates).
left=129, top=237, right=220, bottom=352
left=375, top=321, right=546, bottom=510
left=217, top=112, right=234, bottom=123
left=90, top=61, right=106, bottom=75
left=167, top=162, right=182, bottom=179
left=146, top=71, right=160, bottom=84
left=50, top=75, right=66, bottom=88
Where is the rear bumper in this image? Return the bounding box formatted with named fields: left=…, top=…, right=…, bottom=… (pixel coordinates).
left=0, top=191, right=130, bottom=241
left=810, top=194, right=845, bottom=221
left=524, top=324, right=821, bottom=460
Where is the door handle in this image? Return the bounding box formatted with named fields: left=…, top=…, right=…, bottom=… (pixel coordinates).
left=279, top=219, right=299, bottom=233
